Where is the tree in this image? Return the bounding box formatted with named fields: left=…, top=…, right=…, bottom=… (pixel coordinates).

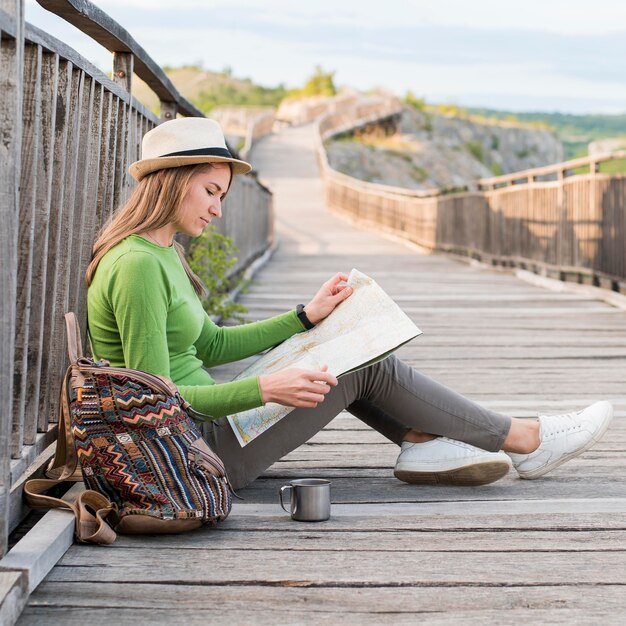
left=300, top=66, right=337, bottom=97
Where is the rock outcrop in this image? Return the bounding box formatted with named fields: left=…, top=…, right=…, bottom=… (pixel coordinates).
left=326, top=107, right=564, bottom=191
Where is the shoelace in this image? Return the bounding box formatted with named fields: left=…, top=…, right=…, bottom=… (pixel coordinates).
left=539, top=410, right=582, bottom=436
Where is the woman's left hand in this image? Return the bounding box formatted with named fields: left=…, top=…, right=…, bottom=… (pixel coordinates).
left=304, top=273, right=353, bottom=325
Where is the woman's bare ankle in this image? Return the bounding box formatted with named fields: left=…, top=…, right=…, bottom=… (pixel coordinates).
left=403, top=430, right=437, bottom=444
left=502, top=418, right=540, bottom=454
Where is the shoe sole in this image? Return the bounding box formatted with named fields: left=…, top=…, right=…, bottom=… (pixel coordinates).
left=517, top=402, right=614, bottom=480
left=394, top=459, right=511, bottom=486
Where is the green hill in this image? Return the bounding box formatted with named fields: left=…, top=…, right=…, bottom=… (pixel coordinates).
left=465, top=107, right=626, bottom=159
left=131, top=65, right=288, bottom=115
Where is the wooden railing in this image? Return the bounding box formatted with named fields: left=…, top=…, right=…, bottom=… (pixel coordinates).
left=210, top=105, right=276, bottom=161
left=317, top=101, right=626, bottom=289
left=0, top=0, right=273, bottom=557
left=276, top=91, right=363, bottom=126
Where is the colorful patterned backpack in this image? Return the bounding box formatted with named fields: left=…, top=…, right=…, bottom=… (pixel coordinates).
left=24, top=312, right=233, bottom=544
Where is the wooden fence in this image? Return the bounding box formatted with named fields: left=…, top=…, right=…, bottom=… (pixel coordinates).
left=317, top=102, right=626, bottom=289
left=0, top=0, right=272, bottom=557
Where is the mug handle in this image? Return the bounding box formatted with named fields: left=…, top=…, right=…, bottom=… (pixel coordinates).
left=279, top=485, right=292, bottom=513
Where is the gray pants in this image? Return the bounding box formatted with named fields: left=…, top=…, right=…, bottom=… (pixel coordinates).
left=207, top=355, right=511, bottom=490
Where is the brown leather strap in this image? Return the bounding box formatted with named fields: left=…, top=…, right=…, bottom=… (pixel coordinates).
left=64, top=312, right=83, bottom=364
left=46, top=368, right=81, bottom=481
left=23, top=478, right=118, bottom=544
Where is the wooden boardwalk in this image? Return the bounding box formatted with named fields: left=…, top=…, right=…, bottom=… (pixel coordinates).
left=19, top=124, right=626, bottom=625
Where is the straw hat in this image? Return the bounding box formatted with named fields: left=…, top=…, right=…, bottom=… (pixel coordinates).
left=128, top=117, right=252, bottom=181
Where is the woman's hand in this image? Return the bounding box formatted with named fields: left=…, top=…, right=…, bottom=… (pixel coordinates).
left=304, top=273, right=353, bottom=325
left=259, top=365, right=338, bottom=408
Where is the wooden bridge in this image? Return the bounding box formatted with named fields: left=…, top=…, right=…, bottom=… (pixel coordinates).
left=2, top=1, right=626, bottom=623
left=14, top=118, right=626, bottom=626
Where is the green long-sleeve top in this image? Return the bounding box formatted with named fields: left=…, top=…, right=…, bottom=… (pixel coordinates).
left=87, top=235, right=305, bottom=419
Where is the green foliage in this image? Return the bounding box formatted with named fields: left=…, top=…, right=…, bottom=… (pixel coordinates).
left=599, top=158, right=626, bottom=174
left=404, top=92, right=432, bottom=131
left=490, top=162, right=504, bottom=176
left=410, top=164, right=429, bottom=183
left=191, top=81, right=288, bottom=113
left=433, top=103, right=468, bottom=117
left=465, top=107, right=626, bottom=159
left=188, top=225, right=248, bottom=323
left=490, top=135, right=500, bottom=150
left=404, top=91, right=427, bottom=111
left=288, top=66, right=337, bottom=99
left=463, top=141, right=485, bottom=163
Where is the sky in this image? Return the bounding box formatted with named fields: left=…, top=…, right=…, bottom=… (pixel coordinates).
left=24, top=0, right=626, bottom=114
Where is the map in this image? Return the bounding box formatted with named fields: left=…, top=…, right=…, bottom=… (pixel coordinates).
left=227, top=269, right=422, bottom=446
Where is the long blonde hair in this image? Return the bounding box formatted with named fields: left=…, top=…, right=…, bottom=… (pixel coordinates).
left=86, top=163, right=228, bottom=295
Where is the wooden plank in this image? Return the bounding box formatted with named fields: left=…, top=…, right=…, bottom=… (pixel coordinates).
left=107, top=529, right=626, bottom=552
left=240, top=476, right=626, bottom=505
left=106, top=96, right=121, bottom=219
left=0, top=0, right=23, bottom=558
left=19, top=583, right=626, bottom=620
left=23, top=51, right=59, bottom=447
left=0, top=571, right=26, bottom=626
left=96, top=90, right=115, bottom=228
left=216, top=511, right=626, bottom=532
left=11, top=42, right=42, bottom=458
left=73, top=79, right=103, bottom=338
left=66, top=70, right=91, bottom=318
left=36, top=58, right=71, bottom=434
left=15, top=605, right=626, bottom=626
left=41, top=63, right=83, bottom=431
left=48, top=549, right=626, bottom=586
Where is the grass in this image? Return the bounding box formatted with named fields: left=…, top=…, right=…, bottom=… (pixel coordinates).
left=463, top=141, right=485, bottom=163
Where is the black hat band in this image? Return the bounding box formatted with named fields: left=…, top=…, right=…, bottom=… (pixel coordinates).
left=159, top=147, right=234, bottom=159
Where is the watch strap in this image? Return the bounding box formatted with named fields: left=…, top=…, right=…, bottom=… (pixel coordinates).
left=296, top=304, right=315, bottom=330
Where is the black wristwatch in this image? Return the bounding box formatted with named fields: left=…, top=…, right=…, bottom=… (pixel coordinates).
left=296, top=304, right=315, bottom=330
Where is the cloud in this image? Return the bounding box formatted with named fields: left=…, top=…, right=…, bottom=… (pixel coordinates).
left=23, top=0, right=626, bottom=112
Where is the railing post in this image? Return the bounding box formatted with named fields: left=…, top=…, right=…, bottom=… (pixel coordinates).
left=589, top=159, right=599, bottom=270
left=112, top=51, right=133, bottom=93
left=160, top=100, right=178, bottom=123
left=556, top=167, right=565, bottom=270
left=527, top=174, right=535, bottom=261
left=0, top=0, right=24, bottom=558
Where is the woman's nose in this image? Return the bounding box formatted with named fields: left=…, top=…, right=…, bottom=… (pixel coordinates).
left=210, top=197, right=222, bottom=218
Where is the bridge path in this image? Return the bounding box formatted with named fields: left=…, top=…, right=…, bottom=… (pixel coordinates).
left=19, top=124, right=626, bottom=624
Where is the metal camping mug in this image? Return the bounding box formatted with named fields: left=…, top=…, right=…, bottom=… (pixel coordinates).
left=279, top=479, right=331, bottom=522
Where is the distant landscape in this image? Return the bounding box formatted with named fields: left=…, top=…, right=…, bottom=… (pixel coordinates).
left=132, top=64, right=626, bottom=162
left=465, top=107, right=626, bottom=160
left=133, top=65, right=626, bottom=174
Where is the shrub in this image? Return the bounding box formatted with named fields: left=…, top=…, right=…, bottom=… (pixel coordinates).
left=188, top=225, right=248, bottom=323
left=464, top=141, right=485, bottom=163
left=288, top=66, right=337, bottom=99
left=404, top=91, right=427, bottom=111
left=490, top=163, right=503, bottom=176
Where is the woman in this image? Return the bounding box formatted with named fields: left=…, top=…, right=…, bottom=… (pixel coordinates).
left=86, top=117, right=613, bottom=491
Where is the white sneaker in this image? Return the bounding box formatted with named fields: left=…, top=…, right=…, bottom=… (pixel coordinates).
left=507, top=401, right=614, bottom=480
left=394, top=437, right=512, bottom=486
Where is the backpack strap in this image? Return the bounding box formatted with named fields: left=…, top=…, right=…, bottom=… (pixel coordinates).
left=45, top=367, right=82, bottom=482
left=23, top=479, right=118, bottom=544
left=64, top=311, right=83, bottom=364
left=45, top=312, right=87, bottom=481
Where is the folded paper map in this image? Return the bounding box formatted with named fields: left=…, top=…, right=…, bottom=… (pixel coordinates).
left=227, top=269, right=422, bottom=446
